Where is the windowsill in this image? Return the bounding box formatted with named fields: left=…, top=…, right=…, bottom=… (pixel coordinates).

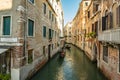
left=1, top=35, right=11, bottom=37
left=27, top=36, right=35, bottom=38
left=43, top=37, right=46, bottom=38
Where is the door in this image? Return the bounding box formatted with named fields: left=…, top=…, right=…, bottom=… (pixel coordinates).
left=119, top=46, right=120, bottom=73
left=48, top=45, right=51, bottom=60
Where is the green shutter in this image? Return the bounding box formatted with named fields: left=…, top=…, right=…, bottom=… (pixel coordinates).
left=28, top=19, right=34, bottom=36
left=3, top=16, right=11, bottom=35
left=30, top=0, right=34, bottom=3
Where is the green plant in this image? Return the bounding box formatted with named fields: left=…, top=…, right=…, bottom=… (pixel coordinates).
left=0, top=73, right=11, bottom=80
left=86, top=32, right=96, bottom=38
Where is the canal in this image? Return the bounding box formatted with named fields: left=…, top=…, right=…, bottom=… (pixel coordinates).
left=31, top=44, right=107, bottom=80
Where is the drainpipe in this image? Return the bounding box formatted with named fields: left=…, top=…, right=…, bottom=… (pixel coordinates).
left=23, top=0, right=28, bottom=64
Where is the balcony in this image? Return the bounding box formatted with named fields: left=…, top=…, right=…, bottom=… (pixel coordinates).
left=98, top=29, right=120, bottom=44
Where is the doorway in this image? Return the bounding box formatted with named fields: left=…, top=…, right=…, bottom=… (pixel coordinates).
left=93, top=44, right=97, bottom=62
left=0, top=50, right=11, bottom=74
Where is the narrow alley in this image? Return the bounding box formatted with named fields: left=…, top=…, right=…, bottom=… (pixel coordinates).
left=31, top=44, right=107, bottom=80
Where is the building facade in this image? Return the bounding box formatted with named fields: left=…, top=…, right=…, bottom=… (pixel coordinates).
left=98, top=0, right=120, bottom=80
left=63, top=22, right=72, bottom=43
left=85, top=0, right=101, bottom=61
left=0, top=0, right=63, bottom=80
left=68, top=0, right=120, bottom=80
left=71, top=0, right=90, bottom=50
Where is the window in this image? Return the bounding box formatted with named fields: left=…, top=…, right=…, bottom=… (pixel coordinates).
left=49, top=10, right=51, bottom=19
left=55, top=18, right=56, bottom=24
left=55, top=31, right=56, bottom=37
left=96, top=4, right=99, bottom=11
left=105, top=15, right=108, bottom=30
left=52, top=44, right=53, bottom=50
left=102, top=16, right=106, bottom=31
left=102, top=11, right=113, bottom=30
left=28, top=49, right=33, bottom=63
left=28, top=19, right=34, bottom=36
left=52, top=14, right=54, bottom=21
left=52, top=30, right=54, bottom=38
left=109, top=12, right=113, bottom=29
left=43, top=46, right=45, bottom=56
left=43, top=26, right=46, bottom=37
left=103, top=46, right=108, bottom=63
left=88, top=11, right=90, bottom=18
left=49, top=29, right=52, bottom=39
left=92, top=24, right=94, bottom=32
left=85, top=2, right=88, bottom=6
left=43, top=3, right=46, bottom=14
left=29, top=0, right=34, bottom=4
left=95, top=21, right=98, bottom=36
left=3, top=16, right=11, bottom=35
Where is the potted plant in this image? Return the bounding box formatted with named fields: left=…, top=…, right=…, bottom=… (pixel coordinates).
left=86, top=32, right=96, bottom=42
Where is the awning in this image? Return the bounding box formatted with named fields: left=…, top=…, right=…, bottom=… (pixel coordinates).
left=0, top=49, right=9, bottom=54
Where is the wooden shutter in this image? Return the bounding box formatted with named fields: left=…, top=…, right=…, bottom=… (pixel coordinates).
left=102, top=17, right=106, bottom=31
left=110, top=12, right=113, bottom=29
left=49, top=29, right=52, bottom=39
left=108, top=12, right=113, bottom=29
left=95, top=21, right=98, bottom=36
left=116, top=5, right=120, bottom=27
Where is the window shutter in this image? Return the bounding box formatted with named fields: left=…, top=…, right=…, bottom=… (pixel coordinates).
left=28, top=19, right=34, bottom=36
left=43, top=3, right=46, bottom=14
left=110, top=12, right=113, bottom=29
left=105, top=15, right=108, bottom=30
left=43, top=26, right=46, bottom=37
left=49, top=29, right=52, bottom=39
left=95, top=21, right=98, bottom=36
left=107, top=12, right=113, bottom=29
left=108, top=13, right=110, bottom=29
left=3, top=16, right=10, bottom=35
left=116, top=7, right=118, bottom=25
left=102, top=17, right=106, bottom=31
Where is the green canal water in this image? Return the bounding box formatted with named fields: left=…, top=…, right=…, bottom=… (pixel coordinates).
left=31, top=44, right=107, bottom=80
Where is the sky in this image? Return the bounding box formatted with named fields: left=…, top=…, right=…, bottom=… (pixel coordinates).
left=61, top=0, right=81, bottom=26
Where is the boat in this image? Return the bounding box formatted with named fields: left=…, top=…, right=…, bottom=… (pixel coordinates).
left=59, top=49, right=66, bottom=58
left=65, top=45, right=71, bottom=49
